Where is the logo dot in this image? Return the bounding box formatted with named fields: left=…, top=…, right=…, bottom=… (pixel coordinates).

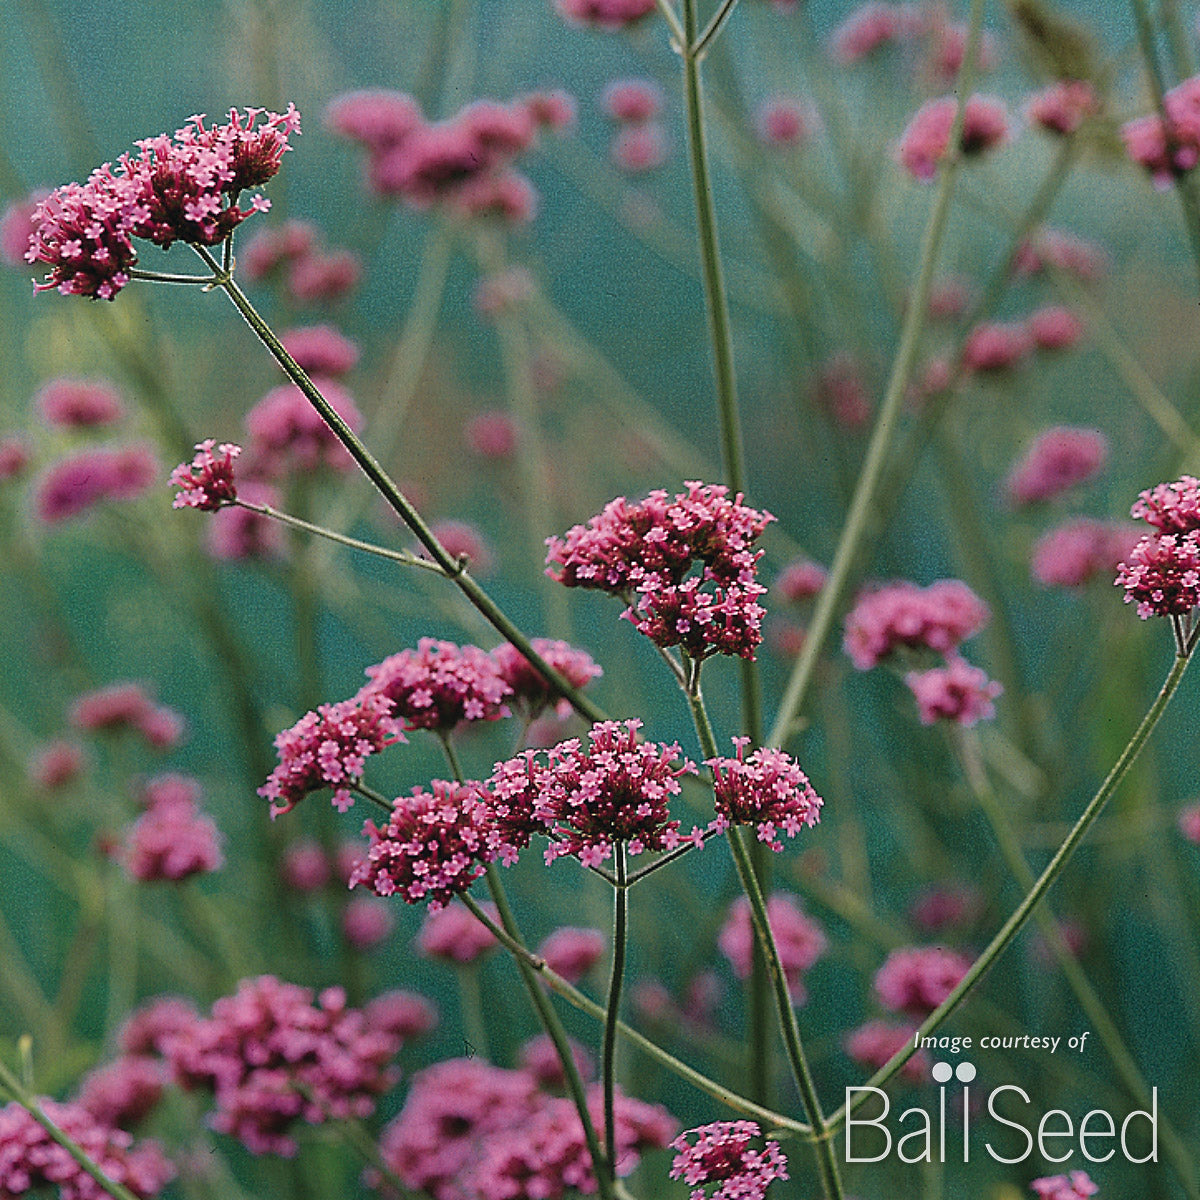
left=931, top=1061, right=953, bottom=1084
left=956, top=1061, right=977, bottom=1083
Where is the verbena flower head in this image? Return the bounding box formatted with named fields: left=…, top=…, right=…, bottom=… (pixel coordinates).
left=164, top=975, right=400, bottom=1157
left=170, top=439, right=240, bottom=510
left=36, top=443, right=159, bottom=522
left=829, top=3, right=920, bottom=64
left=554, top=0, right=657, bottom=29
left=1177, top=801, right=1200, bottom=845
left=1027, top=304, right=1085, bottom=351
left=28, top=739, right=87, bottom=789
left=537, top=926, right=606, bottom=983
left=361, top=638, right=512, bottom=731
left=1026, top=80, right=1099, bottom=136
left=962, top=320, right=1033, bottom=372
left=416, top=901, right=499, bottom=963
left=844, top=579, right=989, bottom=669
left=546, top=482, right=774, bottom=661
left=244, top=379, right=362, bottom=476
left=756, top=98, right=811, bottom=147
left=707, top=738, right=823, bottom=851
left=281, top=839, right=331, bottom=891
left=35, top=377, right=125, bottom=427
left=1123, top=73, right=1200, bottom=186
left=342, top=895, right=395, bottom=948
left=286, top=246, right=362, bottom=302
left=1031, top=1172, right=1099, bottom=1200
left=718, top=893, right=827, bottom=1003
left=669, top=1120, right=789, bottom=1200
left=0, top=436, right=30, bottom=482
left=1130, top=474, right=1200, bottom=534
left=815, top=353, right=873, bottom=428
left=491, top=637, right=602, bottom=717
left=518, top=1033, right=595, bottom=1090
left=874, top=945, right=972, bottom=1016
left=536, top=719, right=699, bottom=867
left=845, top=1020, right=929, bottom=1082
left=905, top=656, right=1002, bottom=727
left=28, top=106, right=298, bottom=299
left=122, top=784, right=224, bottom=882
left=464, top=410, right=517, bottom=459
left=897, top=94, right=1009, bottom=181
left=611, top=123, right=669, bottom=173
left=776, top=558, right=827, bottom=602
left=75, top=1055, right=167, bottom=1130
left=206, top=479, right=284, bottom=560
left=350, top=779, right=493, bottom=908
left=1116, top=530, right=1200, bottom=618
left=118, top=996, right=200, bottom=1056
left=1005, top=427, right=1107, bottom=506
left=0, top=1098, right=174, bottom=1198
left=69, top=682, right=184, bottom=748
left=279, top=324, right=359, bottom=375
left=363, top=990, right=438, bottom=1041
left=602, top=79, right=664, bottom=123
left=427, top=519, right=494, bottom=574
left=1014, top=227, right=1110, bottom=281
left=259, top=692, right=403, bottom=818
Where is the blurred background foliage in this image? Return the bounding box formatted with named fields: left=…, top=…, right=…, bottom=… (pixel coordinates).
left=2, top=0, right=1200, bottom=1196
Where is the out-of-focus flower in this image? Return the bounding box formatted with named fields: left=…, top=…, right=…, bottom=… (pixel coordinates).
left=464, top=410, right=517, bottom=459
left=815, top=354, right=872, bottom=429
left=905, top=656, right=1002, bottom=727
left=718, top=893, right=826, bottom=1003
left=845, top=1020, right=929, bottom=1082
left=428, top=519, right=494, bottom=575
left=363, top=990, right=438, bottom=1040
left=490, top=637, right=602, bottom=717
left=517, top=1034, right=595, bottom=1090
left=962, top=320, right=1033, bottom=372
left=75, top=1055, right=167, bottom=1129
left=756, top=98, right=811, bottom=147
left=244, top=379, right=362, bottom=476
left=0, top=436, right=30, bottom=481
left=523, top=89, right=577, bottom=131
left=554, top=0, right=657, bottom=30
left=829, top=3, right=921, bottom=64
left=1005, top=427, right=1106, bottom=506
left=279, top=324, right=359, bottom=375
left=775, top=558, right=826, bottom=603
left=28, top=739, right=87, bottom=789
left=239, top=219, right=318, bottom=280
left=342, top=895, right=395, bottom=948
left=416, top=902, right=499, bottom=963
left=537, top=926, right=606, bottom=983
left=1026, top=80, right=1099, bottom=136
left=1177, top=801, right=1200, bottom=845
left=1027, top=305, right=1085, bottom=351
left=0, top=191, right=48, bottom=267
left=36, top=443, right=159, bottom=521
left=122, top=780, right=223, bottom=882
left=1032, top=519, right=1140, bottom=588
left=897, top=95, right=1009, bottom=181
left=844, top=579, right=988, bottom=669
left=1123, top=73, right=1200, bottom=186
left=874, top=945, right=972, bottom=1017
left=205, top=479, right=285, bottom=559
left=1031, top=1171, right=1099, bottom=1200
left=602, top=79, right=663, bottom=124
left=611, top=123, right=668, bottom=173
left=281, top=838, right=331, bottom=891
left=35, top=378, right=125, bottom=427
left=1014, top=227, right=1110, bottom=281
left=472, top=266, right=534, bottom=319
left=286, top=248, right=362, bottom=303
left=69, top=682, right=185, bottom=749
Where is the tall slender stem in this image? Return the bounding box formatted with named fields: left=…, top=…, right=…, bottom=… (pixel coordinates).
left=200, top=249, right=608, bottom=725
left=602, top=845, right=628, bottom=1175
left=767, top=0, right=987, bottom=749
left=829, top=641, right=1196, bottom=1129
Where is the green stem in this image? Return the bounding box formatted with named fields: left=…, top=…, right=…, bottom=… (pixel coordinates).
left=602, top=845, right=628, bottom=1175
left=686, top=680, right=842, bottom=1197
left=200, top=248, right=608, bottom=725
left=458, top=962, right=490, bottom=1061
left=471, top=873, right=617, bottom=1200
left=694, top=0, right=739, bottom=58
left=957, top=729, right=1200, bottom=1200
left=829, top=642, right=1196, bottom=1130
left=767, top=0, right=986, bottom=749
left=462, top=887, right=809, bottom=1135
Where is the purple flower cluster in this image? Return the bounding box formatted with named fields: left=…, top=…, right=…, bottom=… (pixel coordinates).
left=1116, top=475, right=1200, bottom=619
left=327, top=91, right=565, bottom=223
left=170, top=439, right=241, bottom=510
left=707, top=737, right=823, bottom=851
left=491, top=637, right=602, bottom=717
left=259, top=692, right=404, bottom=817
left=243, top=379, right=363, bottom=476
left=0, top=1099, right=174, bottom=1198
left=844, top=1020, right=929, bottom=1083
left=35, top=378, right=125, bottom=427
left=546, top=482, right=775, bottom=661
left=718, top=893, right=827, bottom=1003
left=844, top=578, right=989, bottom=669
left=1031, top=519, right=1139, bottom=589
left=28, top=106, right=298, bottom=300
left=1123, top=74, right=1200, bottom=186
left=905, top=657, right=1003, bottom=728
left=897, top=95, right=1009, bottom=181
left=377, top=1058, right=675, bottom=1200
left=121, top=772, right=223, bottom=882
left=164, top=975, right=401, bottom=1156
left=1004, top=427, right=1108, bottom=506
left=1025, top=81, right=1099, bottom=136
left=669, top=1120, right=789, bottom=1200
left=69, top=682, right=185, bottom=749
left=74, top=1056, right=167, bottom=1130
left=1031, top=1172, right=1099, bottom=1199
left=35, top=443, right=159, bottom=523
left=874, top=945, right=972, bottom=1017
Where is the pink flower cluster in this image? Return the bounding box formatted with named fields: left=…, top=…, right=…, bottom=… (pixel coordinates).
left=69, top=682, right=185, bottom=749
left=829, top=3, right=922, bottom=64
left=961, top=320, right=1034, bottom=372
left=279, top=324, right=359, bottom=375
left=35, top=442, right=159, bottom=523
left=75, top=1056, right=167, bottom=1130
left=244, top=379, right=362, bottom=476
left=170, top=439, right=241, bottom=510
left=897, top=94, right=1009, bottom=181
left=1014, top=228, right=1110, bottom=281
left=164, top=975, right=401, bottom=1156
left=27, top=739, right=87, bottom=789
left=35, top=378, right=125, bottom=427
left=554, top=0, right=656, bottom=30
left=351, top=780, right=493, bottom=908
left=601, top=78, right=668, bottom=173
left=1178, top=802, right=1200, bottom=845
left=239, top=219, right=362, bottom=303
left=28, top=106, right=298, bottom=299
left=669, top=1120, right=788, bottom=1200
left=362, top=638, right=513, bottom=731
left=546, top=482, right=775, bottom=661
left=1025, top=80, right=1099, bottom=136
left=1117, top=475, right=1200, bottom=618
left=0, top=1098, right=174, bottom=1198
left=1030, top=520, right=1140, bottom=588
left=815, top=354, right=873, bottom=429
left=844, top=578, right=989, bottom=669
left=538, top=926, right=607, bottom=983
left=259, top=692, right=404, bottom=817
left=874, top=945, right=972, bottom=1017
left=417, top=901, right=500, bottom=963
left=378, top=1058, right=674, bottom=1200
left=327, top=91, right=562, bottom=222
left=1031, top=1172, right=1099, bottom=1200
left=121, top=772, right=223, bottom=882
left=491, top=637, right=602, bottom=717
left=718, top=893, right=827, bottom=1003
left=775, top=557, right=827, bottom=602
left=905, top=657, right=1003, bottom=727
left=844, top=1020, right=929, bottom=1082
left=756, top=97, right=812, bottom=148
left=1005, top=427, right=1107, bottom=505
left=1123, top=73, right=1200, bottom=186
left=707, top=738, right=823, bottom=851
